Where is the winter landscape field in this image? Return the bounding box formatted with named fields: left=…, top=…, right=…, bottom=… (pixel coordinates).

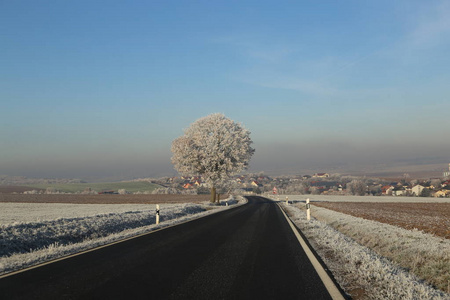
left=0, top=193, right=215, bottom=204
left=313, top=202, right=450, bottom=239
left=0, top=195, right=243, bottom=276
left=2, top=194, right=449, bottom=299
left=24, top=181, right=160, bottom=194
left=277, top=195, right=450, bottom=299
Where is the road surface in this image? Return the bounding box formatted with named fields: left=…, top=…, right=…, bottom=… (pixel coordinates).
left=0, top=196, right=343, bottom=299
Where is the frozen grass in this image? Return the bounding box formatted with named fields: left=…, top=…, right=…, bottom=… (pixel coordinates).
left=0, top=197, right=245, bottom=276
left=313, top=202, right=450, bottom=239
left=280, top=203, right=450, bottom=299
left=306, top=204, right=450, bottom=294
left=0, top=203, right=160, bottom=223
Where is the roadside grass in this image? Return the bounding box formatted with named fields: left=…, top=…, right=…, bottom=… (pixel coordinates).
left=312, top=202, right=450, bottom=239
left=0, top=203, right=205, bottom=258
left=0, top=196, right=245, bottom=275
left=305, top=204, right=450, bottom=294
left=281, top=203, right=450, bottom=299
left=25, top=181, right=161, bottom=193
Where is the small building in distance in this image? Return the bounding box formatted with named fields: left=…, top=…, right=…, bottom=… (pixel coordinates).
left=443, top=163, right=450, bottom=178
left=313, top=173, right=330, bottom=178
left=435, top=188, right=450, bottom=198
left=411, top=185, right=425, bottom=196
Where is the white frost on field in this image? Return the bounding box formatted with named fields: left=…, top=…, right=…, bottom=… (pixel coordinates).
left=0, top=203, right=161, bottom=224
left=0, top=197, right=245, bottom=276
left=281, top=203, right=450, bottom=300
left=278, top=194, right=450, bottom=203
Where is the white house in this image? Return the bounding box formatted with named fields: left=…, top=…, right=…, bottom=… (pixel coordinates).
left=313, top=173, right=330, bottom=178
left=393, top=187, right=406, bottom=196
left=411, top=185, right=425, bottom=196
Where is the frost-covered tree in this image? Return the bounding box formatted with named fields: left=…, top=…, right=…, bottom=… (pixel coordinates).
left=346, top=180, right=367, bottom=196
left=420, top=187, right=431, bottom=197
left=216, top=179, right=240, bottom=201
left=118, top=189, right=128, bottom=195
left=430, top=178, right=442, bottom=190
left=171, top=113, right=255, bottom=203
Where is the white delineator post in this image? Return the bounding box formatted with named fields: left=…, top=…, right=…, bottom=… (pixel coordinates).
left=156, top=204, right=160, bottom=225
left=306, top=198, right=311, bottom=221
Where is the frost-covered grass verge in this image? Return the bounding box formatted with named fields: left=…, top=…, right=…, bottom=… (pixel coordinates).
left=0, top=203, right=170, bottom=224
left=281, top=203, right=450, bottom=300
left=0, top=197, right=245, bottom=276
left=306, top=204, right=450, bottom=294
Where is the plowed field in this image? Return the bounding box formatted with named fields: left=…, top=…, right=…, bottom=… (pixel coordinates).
left=313, top=202, right=450, bottom=239
left=0, top=194, right=222, bottom=204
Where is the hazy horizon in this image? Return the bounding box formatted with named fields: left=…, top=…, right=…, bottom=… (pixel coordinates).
left=2, top=1, right=450, bottom=180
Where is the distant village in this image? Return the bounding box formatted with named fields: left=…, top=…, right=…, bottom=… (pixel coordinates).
left=2, top=163, right=450, bottom=197
left=151, top=163, right=450, bottom=198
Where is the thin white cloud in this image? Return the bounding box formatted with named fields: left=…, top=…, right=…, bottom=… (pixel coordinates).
left=211, top=34, right=295, bottom=64
left=212, top=34, right=388, bottom=98
left=407, top=1, right=450, bottom=49
left=213, top=1, right=450, bottom=99
left=239, top=73, right=341, bottom=97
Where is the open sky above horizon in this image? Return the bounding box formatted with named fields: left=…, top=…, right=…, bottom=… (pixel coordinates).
left=2, top=0, right=450, bottom=180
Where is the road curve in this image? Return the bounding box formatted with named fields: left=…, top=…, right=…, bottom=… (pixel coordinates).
left=0, top=196, right=341, bottom=299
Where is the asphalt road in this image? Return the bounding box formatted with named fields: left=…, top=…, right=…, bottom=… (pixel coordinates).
left=0, top=196, right=338, bottom=299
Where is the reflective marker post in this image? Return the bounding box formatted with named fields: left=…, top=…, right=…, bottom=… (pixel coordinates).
left=306, top=198, right=311, bottom=221
left=156, top=204, right=160, bottom=224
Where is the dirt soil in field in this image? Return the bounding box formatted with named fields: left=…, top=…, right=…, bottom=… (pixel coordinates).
left=0, top=194, right=226, bottom=204
left=0, top=186, right=45, bottom=194
left=313, top=202, right=450, bottom=239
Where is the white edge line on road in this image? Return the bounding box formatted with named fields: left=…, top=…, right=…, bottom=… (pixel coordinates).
left=277, top=203, right=346, bottom=300
left=0, top=198, right=248, bottom=279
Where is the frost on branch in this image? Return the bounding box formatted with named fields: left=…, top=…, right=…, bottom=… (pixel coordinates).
left=171, top=113, right=255, bottom=201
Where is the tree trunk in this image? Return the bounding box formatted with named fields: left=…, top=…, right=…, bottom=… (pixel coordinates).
left=210, top=187, right=216, bottom=203
left=217, top=193, right=221, bottom=203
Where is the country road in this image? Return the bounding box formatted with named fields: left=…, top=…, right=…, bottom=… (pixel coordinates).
left=0, top=196, right=344, bottom=299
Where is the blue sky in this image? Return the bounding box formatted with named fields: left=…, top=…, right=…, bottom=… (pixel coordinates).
left=2, top=0, right=450, bottom=179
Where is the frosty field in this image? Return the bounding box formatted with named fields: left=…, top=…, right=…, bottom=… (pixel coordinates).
left=0, top=196, right=243, bottom=276
left=0, top=202, right=159, bottom=223
left=278, top=194, right=450, bottom=203
left=0, top=193, right=215, bottom=204
left=23, top=181, right=160, bottom=193
left=2, top=193, right=448, bottom=299
left=276, top=195, right=450, bottom=299
left=313, top=202, right=450, bottom=239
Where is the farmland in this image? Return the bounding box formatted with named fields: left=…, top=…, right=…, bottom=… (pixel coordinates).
left=14, top=181, right=161, bottom=194
left=313, top=202, right=450, bottom=239
left=0, top=193, right=214, bottom=204
left=2, top=193, right=448, bottom=298
left=0, top=194, right=242, bottom=275
left=279, top=194, right=450, bottom=203
left=277, top=195, right=450, bottom=299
